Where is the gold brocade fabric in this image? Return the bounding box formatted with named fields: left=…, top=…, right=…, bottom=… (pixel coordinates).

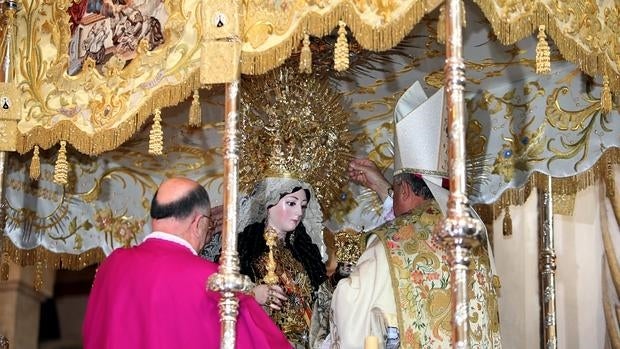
left=5, top=0, right=620, bottom=155
left=373, top=200, right=502, bottom=348
left=256, top=239, right=314, bottom=347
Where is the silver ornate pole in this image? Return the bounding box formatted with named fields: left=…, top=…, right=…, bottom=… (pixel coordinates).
left=436, top=0, right=482, bottom=348
left=207, top=79, right=253, bottom=349
left=0, top=2, right=19, bottom=348
left=538, top=175, right=557, bottom=349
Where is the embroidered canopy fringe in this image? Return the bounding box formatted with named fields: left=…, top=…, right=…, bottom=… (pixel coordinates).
left=1, top=236, right=105, bottom=271
left=15, top=71, right=202, bottom=156
left=474, top=0, right=620, bottom=91
left=477, top=147, right=620, bottom=223
left=239, top=0, right=426, bottom=75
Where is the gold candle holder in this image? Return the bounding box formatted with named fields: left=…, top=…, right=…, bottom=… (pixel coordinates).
left=263, top=226, right=279, bottom=285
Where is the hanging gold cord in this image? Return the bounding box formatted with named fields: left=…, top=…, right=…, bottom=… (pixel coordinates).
left=188, top=89, right=202, bottom=127
left=334, top=20, right=349, bottom=72
left=53, top=141, right=69, bottom=186
left=536, top=25, right=551, bottom=74
left=601, top=74, right=612, bottom=114
left=149, top=109, right=164, bottom=156
left=299, top=33, right=312, bottom=74
left=502, top=206, right=512, bottom=237
left=29, top=145, right=40, bottom=180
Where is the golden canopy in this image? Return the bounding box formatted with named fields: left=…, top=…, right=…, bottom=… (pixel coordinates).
left=0, top=0, right=618, bottom=157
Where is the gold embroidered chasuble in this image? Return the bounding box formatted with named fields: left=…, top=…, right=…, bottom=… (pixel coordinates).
left=372, top=200, right=501, bottom=348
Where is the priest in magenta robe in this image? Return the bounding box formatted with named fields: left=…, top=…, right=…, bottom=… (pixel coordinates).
left=83, top=177, right=291, bottom=349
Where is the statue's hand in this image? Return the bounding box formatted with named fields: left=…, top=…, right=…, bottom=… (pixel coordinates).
left=252, top=284, right=286, bottom=310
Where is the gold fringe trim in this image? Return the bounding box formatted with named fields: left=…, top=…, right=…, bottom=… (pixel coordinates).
left=33, top=259, right=44, bottom=292
left=334, top=20, right=350, bottom=72
left=16, top=70, right=202, bottom=156
left=188, top=89, right=202, bottom=127
left=1, top=236, right=105, bottom=271
left=299, top=33, right=313, bottom=74
left=148, top=109, right=164, bottom=156
left=53, top=141, right=69, bottom=186
left=602, top=74, right=613, bottom=114
left=29, top=145, right=40, bottom=181
left=0, top=251, right=9, bottom=281
left=552, top=192, right=576, bottom=216
left=473, top=0, right=620, bottom=92
left=535, top=25, right=551, bottom=75
left=481, top=147, right=620, bottom=221
left=240, top=0, right=430, bottom=75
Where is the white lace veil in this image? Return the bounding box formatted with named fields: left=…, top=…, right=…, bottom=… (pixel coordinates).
left=237, top=177, right=327, bottom=262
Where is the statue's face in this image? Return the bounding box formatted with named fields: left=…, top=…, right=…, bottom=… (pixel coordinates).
left=267, top=189, right=308, bottom=235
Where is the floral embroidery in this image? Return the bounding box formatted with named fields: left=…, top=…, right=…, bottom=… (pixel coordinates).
left=373, top=200, right=502, bottom=349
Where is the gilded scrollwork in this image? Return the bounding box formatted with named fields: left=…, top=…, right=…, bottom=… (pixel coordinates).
left=546, top=86, right=616, bottom=171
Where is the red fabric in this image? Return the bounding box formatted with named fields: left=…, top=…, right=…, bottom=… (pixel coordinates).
left=83, top=238, right=291, bottom=349
left=68, top=0, right=88, bottom=34
left=413, top=173, right=450, bottom=190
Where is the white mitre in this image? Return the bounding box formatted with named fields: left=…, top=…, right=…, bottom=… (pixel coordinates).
left=393, top=82, right=449, bottom=215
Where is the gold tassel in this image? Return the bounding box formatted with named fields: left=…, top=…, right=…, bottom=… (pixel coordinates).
left=299, top=33, right=312, bottom=74
left=607, top=157, right=615, bottom=199
left=149, top=109, right=164, bottom=156
left=536, top=25, right=551, bottom=75
left=334, top=20, right=349, bottom=72
left=503, top=206, right=513, bottom=237
left=29, top=145, right=40, bottom=180
left=1, top=252, right=9, bottom=281
left=188, top=90, right=202, bottom=127
left=601, top=74, right=612, bottom=114
left=53, top=141, right=69, bottom=186
left=33, top=259, right=44, bottom=292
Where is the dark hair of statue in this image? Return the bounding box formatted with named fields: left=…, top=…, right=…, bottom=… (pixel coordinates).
left=150, top=185, right=210, bottom=220
left=394, top=172, right=434, bottom=200
left=237, top=187, right=327, bottom=293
